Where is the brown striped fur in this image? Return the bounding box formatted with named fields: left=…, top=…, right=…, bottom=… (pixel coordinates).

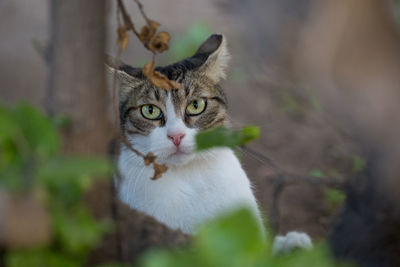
left=111, top=34, right=230, bottom=138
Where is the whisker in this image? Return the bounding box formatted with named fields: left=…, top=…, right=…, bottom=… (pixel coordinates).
left=239, top=146, right=282, bottom=172
left=132, top=166, right=146, bottom=198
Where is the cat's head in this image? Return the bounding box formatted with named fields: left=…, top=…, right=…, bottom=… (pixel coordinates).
left=110, top=34, right=230, bottom=166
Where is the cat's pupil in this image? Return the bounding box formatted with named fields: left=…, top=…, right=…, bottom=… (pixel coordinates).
left=193, top=101, right=198, bottom=109
left=148, top=105, right=153, bottom=114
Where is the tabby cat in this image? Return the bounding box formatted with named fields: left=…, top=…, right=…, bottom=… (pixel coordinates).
left=110, top=34, right=312, bottom=251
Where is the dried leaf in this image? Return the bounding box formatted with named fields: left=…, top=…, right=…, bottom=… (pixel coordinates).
left=149, top=31, right=170, bottom=53
left=151, top=162, right=168, bottom=180
left=148, top=20, right=160, bottom=33
left=152, top=71, right=182, bottom=90
left=144, top=152, right=157, bottom=166
left=117, top=25, right=129, bottom=51
left=142, top=60, right=155, bottom=78
left=139, top=19, right=160, bottom=44
left=142, top=61, right=181, bottom=90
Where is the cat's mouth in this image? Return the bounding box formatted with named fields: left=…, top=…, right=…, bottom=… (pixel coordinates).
left=170, top=149, right=189, bottom=157
left=158, top=147, right=196, bottom=166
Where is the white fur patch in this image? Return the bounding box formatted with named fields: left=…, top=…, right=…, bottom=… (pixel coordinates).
left=117, top=92, right=262, bottom=234
left=118, top=146, right=262, bottom=234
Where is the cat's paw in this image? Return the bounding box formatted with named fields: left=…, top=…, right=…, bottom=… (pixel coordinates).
left=272, top=231, right=313, bottom=255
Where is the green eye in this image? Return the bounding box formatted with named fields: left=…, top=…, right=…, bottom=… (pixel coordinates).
left=186, top=99, right=207, bottom=116
left=141, top=104, right=162, bottom=120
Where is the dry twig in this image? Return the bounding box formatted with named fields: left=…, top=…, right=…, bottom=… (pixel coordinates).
left=113, top=0, right=174, bottom=180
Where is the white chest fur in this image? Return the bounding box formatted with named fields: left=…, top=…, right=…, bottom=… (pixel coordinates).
left=117, top=147, right=262, bottom=234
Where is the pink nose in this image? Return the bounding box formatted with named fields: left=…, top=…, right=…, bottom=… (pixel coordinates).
left=167, top=133, right=185, bottom=146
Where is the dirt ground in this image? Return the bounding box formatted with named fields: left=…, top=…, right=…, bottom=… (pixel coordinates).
left=0, top=0, right=358, bottom=239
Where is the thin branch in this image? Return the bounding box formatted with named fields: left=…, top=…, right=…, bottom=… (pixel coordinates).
left=242, top=145, right=346, bottom=231
left=112, top=48, right=122, bottom=129
left=116, top=0, right=140, bottom=37
left=240, top=146, right=283, bottom=172
left=266, top=173, right=345, bottom=190
left=133, top=0, right=150, bottom=24
left=113, top=0, right=172, bottom=180
left=119, top=134, right=144, bottom=158
left=267, top=172, right=345, bottom=232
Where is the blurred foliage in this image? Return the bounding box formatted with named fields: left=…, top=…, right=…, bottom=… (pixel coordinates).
left=139, top=208, right=344, bottom=267
left=324, top=188, right=346, bottom=210
left=396, top=0, right=400, bottom=21
left=168, top=22, right=212, bottom=61
left=306, top=87, right=322, bottom=112
left=308, top=169, right=325, bottom=178
left=0, top=103, right=115, bottom=266
left=0, top=104, right=348, bottom=266
left=308, top=168, right=346, bottom=210
left=195, top=126, right=260, bottom=151
left=281, top=92, right=305, bottom=116
left=278, top=86, right=324, bottom=119
left=351, top=155, right=366, bottom=173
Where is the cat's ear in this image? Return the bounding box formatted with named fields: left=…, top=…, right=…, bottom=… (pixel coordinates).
left=105, top=56, right=142, bottom=85
left=105, top=56, right=143, bottom=98
left=194, top=34, right=230, bottom=83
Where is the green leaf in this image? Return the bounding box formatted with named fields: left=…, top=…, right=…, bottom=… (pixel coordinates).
left=241, top=126, right=260, bottom=144
left=194, top=208, right=267, bottom=267
left=196, top=126, right=260, bottom=151
left=196, top=127, right=242, bottom=151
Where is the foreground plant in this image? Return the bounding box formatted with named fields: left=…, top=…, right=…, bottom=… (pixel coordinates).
left=0, top=103, right=114, bottom=266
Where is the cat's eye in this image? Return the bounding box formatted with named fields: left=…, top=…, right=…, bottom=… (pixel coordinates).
left=186, top=99, right=207, bottom=116
left=141, top=104, right=162, bottom=120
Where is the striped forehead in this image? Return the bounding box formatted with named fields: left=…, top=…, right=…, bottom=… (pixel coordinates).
left=120, top=72, right=224, bottom=116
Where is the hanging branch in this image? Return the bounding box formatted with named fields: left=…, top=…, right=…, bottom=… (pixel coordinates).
left=113, top=0, right=183, bottom=180
left=116, top=0, right=181, bottom=90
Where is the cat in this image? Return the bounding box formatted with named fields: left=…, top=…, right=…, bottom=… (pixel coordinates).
left=109, top=34, right=312, bottom=251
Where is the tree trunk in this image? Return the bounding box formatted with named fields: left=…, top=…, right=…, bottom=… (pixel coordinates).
left=48, top=0, right=189, bottom=265
left=48, top=0, right=112, bottom=155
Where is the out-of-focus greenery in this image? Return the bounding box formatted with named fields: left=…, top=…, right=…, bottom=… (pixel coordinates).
left=195, top=126, right=260, bottom=151
left=308, top=168, right=346, bottom=210
left=168, top=22, right=212, bottom=61
left=396, top=0, right=400, bottom=21
left=324, top=188, right=346, bottom=210
left=139, top=208, right=342, bottom=267
left=0, top=104, right=347, bottom=266
left=0, top=103, right=114, bottom=266
left=352, top=155, right=366, bottom=173
left=308, top=169, right=325, bottom=178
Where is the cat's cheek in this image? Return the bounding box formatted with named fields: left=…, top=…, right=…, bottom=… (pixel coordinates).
left=179, top=128, right=198, bottom=153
